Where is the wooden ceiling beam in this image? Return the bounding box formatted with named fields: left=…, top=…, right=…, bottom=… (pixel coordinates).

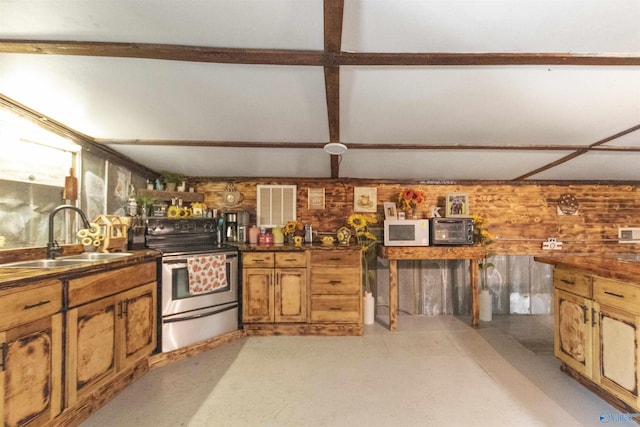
left=513, top=123, right=640, bottom=180
left=323, top=0, right=345, bottom=179
left=2, top=40, right=639, bottom=67
left=98, top=139, right=640, bottom=152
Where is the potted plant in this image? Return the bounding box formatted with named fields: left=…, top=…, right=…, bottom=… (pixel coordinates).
left=161, top=171, right=185, bottom=192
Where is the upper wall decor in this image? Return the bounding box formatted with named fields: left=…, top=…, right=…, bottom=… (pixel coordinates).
left=557, top=193, right=579, bottom=216
left=354, top=187, right=377, bottom=213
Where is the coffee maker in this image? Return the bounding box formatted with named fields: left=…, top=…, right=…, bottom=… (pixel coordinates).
left=224, top=211, right=250, bottom=243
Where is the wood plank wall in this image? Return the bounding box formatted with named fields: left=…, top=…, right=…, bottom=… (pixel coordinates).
left=192, top=178, right=640, bottom=256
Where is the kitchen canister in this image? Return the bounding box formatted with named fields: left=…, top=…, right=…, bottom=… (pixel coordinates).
left=248, top=225, right=259, bottom=244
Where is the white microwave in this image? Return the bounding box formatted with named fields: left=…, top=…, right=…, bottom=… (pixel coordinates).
left=384, top=219, right=430, bottom=246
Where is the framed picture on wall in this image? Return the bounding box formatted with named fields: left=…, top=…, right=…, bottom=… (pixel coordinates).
left=354, top=187, right=377, bottom=212
left=446, top=193, right=469, bottom=217
left=308, top=188, right=325, bottom=210
left=383, top=202, right=397, bottom=220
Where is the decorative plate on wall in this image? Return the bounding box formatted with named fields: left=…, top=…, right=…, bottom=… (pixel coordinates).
left=558, top=193, right=579, bottom=215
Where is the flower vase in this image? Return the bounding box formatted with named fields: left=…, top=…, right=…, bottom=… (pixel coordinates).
left=411, top=206, right=418, bottom=219
left=363, top=291, right=375, bottom=325
left=479, top=268, right=492, bottom=321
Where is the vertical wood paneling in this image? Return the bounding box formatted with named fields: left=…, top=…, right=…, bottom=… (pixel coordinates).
left=192, top=179, right=640, bottom=255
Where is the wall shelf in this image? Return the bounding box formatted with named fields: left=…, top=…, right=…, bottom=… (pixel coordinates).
left=137, top=189, right=204, bottom=203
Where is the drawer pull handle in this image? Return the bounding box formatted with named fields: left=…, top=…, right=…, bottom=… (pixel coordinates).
left=560, top=279, right=575, bottom=285
left=284, top=258, right=298, bottom=262
left=23, top=300, right=50, bottom=310
left=328, top=280, right=342, bottom=285
left=329, top=307, right=342, bottom=311
left=604, top=291, right=625, bottom=299
left=582, top=306, right=588, bottom=323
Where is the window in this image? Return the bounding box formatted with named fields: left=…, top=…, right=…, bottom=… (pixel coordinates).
left=256, top=185, right=296, bottom=228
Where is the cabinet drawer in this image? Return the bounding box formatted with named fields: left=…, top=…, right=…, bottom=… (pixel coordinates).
left=311, top=295, right=360, bottom=322
left=310, top=268, right=360, bottom=294
left=68, top=262, right=156, bottom=307
left=554, top=268, right=592, bottom=298
left=594, top=277, right=640, bottom=313
left=275, top=252, right=307, bottom=268
left=243, top=252, right=275, bottom=268
left=0, top=279, right=62, bottom=330
left=310, top=250, right=360, bottom=266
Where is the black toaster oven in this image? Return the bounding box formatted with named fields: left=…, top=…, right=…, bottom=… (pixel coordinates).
left=430, top=217, right=474, bottom=246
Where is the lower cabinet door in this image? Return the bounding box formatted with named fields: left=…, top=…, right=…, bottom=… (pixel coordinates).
left=1, top=314, right=63, bottom=427
left=275, top=268, right=307, bottom=323
left=595, top=302, right=640, bottom=409
left=554, top=288, right=593, bottom=378
left=243, top=268, right=274, bottom=322
left=66, top=295, right=118, bottom=406
left=119, top=282, right=157, bottom=370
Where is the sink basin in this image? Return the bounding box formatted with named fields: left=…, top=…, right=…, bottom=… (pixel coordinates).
left=0, top=252, right=133, bottom=269
left=63, top=252, right=133, bottom=261
left=0, top=259, right=89, bottom=269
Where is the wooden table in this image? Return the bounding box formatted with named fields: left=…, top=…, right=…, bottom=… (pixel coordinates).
left=377, top=246, right=487, bottom=330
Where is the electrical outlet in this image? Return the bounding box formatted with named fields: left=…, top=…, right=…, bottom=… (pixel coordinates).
left=542, top=237, right=563, bottom=250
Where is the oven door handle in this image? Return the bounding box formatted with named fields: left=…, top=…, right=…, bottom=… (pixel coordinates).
left=162, top=253, right=238, bottom=264
left=162, top=303, right=238, bottom=323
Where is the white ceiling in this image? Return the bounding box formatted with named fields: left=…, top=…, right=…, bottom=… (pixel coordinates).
left=0, top=0, right=639, bottom=181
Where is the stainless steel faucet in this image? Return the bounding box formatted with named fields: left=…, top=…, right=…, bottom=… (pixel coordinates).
left=47, top=204, right=91, bottom=259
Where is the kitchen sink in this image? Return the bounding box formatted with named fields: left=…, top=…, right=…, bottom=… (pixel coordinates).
left=63, top=252, right=133, bottom=261
left=0, top=259, right=89, bottom=269
left=0, top=252, right=133, bottom=269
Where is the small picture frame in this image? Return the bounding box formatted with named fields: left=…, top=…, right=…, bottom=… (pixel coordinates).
left=308, top=188, right=325, bottom=210
left=383, top=202, right=397, bottom=220
left=354, top=187, right=377, bottom=213
left=446, top=193, right=469, bottom=217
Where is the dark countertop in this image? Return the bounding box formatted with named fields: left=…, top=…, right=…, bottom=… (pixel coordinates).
left=235, top=243, right=361, bottom=252
left=535, top=254, right=640, bottom=284
left=0, top=249, right=160, bottom=290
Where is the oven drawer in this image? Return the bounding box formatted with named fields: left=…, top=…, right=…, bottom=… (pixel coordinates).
left=311, top=295, right=360, bottom=322
left=243, top=252, right=275, bottom=268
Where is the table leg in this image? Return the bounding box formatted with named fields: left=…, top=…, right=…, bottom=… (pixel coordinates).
left=470, top=258, right=479, bottom=328
left=389, top=259, right=397, bottom=331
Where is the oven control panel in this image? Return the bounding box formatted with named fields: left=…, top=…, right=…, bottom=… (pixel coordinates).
left=147, top=218, right=219, bottom=235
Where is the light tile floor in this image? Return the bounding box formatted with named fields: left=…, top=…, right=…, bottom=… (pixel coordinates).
left=81, top=315, right=624, bottom=427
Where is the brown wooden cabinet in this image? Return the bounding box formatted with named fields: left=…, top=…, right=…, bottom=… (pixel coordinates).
left=592, top=276, right=640, bottom=409
left=553, top=267, right=640, bottom=411
left=242, top=251, right=307, bottom=323
left=554, top=287, right=593, bottom=378
left=0, top=279, right=63, bottom=427
left=309, top=249, right=361, bottom=323
left=65, top=262, right=157, bottom=406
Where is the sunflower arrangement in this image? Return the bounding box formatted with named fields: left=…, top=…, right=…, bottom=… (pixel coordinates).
left=470, top=214, right=495, bottom=247
left=470, top=213, right=496, bottom=290
left=347, top=214, right=378, bottom=294
left=397, top=188, right=426, bottom=213
left=283, top=220, right=303, bottom=236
